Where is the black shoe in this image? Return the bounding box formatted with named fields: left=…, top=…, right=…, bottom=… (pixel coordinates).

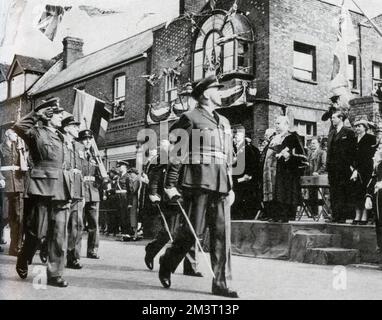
left=352, top=220, right=360, bottom=225
left=158, top=256, right=171, bottom=288
left=39, top=250, right=48, bottom=264
left=66, top=260, right=83, bottom=269
left=16, top=255, right=28, bottom=279
left=0, top=246, right=3, bottom=253
left=144, top=252, right=154, bottom=270
left=212, top=286, right=239, bottom=298
left=122, top=234, right=131, bottom=242
left=359, top=221, right=368, bottom=226
left=87, top=252, right=100, bottom=259
left=338, top=219, right=346, bottom=224
left=47, top=277, right=68, bottom=288
left=184, top=271, right=203, bottom=277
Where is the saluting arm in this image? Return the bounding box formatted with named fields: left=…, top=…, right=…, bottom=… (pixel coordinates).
left=13, top=111, right=40, bottom=145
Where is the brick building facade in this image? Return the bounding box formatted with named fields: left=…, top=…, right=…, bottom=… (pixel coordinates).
left=148, top=0, right=382, bottom=145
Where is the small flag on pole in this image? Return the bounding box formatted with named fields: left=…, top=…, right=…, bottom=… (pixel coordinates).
left=37, top=5, right=71, bottom=41
left=72, top=89, right=111, bottom=142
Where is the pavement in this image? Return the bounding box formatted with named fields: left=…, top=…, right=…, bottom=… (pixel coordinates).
left=1, top=227, right=382, bottom=300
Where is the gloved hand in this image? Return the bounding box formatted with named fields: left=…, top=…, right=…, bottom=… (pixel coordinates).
left=365, top=197, right=373, bottom=210
left=38, top=107, right=54, bottom=121
left=164, top=187, right=181, bottom=200
left=141, top=173, right=149, bottom=184
left=149, top=194, right=161, bottom=203
left=228, top=190, right=235, bottom=207
left=0, top=179, right=5, bottom=189
left=350, top=170, right=358, bottom=181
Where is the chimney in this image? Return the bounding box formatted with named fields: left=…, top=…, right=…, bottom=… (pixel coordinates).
left=62, top=36, right=84, bottom=69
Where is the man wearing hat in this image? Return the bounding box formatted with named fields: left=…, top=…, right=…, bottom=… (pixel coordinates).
left=60, top=113, right=85, bottom=269
left=0, top=122, right=26, bottom=256
left=116, top=160, right=132, bottom=240
left=104, top=168, right=119, bottom=236
left=327, top=110, right=357, bottom=223
left=13, top=97, right=72, bottom=287
left=159, top=75, right=239, bottom=298
left=78, top=129, right=101, bottom=259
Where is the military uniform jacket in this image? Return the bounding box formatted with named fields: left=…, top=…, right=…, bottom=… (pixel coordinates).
left=64, top=137, right=84, bottom=201
left=166, top=105, right=233, bottom=194
left=79, top=149, right=101, bottom=203
left=116, top=172, right=131, bottom=203
left=0, top=142, right=24, bottom=193
left=13, top=111, right=70, bottom=201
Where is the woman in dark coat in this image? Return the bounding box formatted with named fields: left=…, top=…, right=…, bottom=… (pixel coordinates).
left=352, top=120, right=377, bottom=225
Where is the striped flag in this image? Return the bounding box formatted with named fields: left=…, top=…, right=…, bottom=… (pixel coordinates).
left=37, top=5, right=71, bottom=41
left=330, top=0, right=357, bottom=97
left=72, top=89, right=111, bottom=142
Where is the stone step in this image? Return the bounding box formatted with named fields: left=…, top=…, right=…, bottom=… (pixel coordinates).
left=304, top=248, right=361, bottom=265
left=290, top=230, right=342, bottom=262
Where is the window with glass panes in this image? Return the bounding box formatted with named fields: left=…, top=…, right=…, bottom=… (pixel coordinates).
left=193, top=13, right=254, bottom=81
left=293, top=42, right=316, bottom=81
left=113, top=74, right=126, bottom=119
left=348, top=56, right=357, bottom=89
left=294, top=119, right=317, bottom=145
left=373, top=61, right=382, bottom=92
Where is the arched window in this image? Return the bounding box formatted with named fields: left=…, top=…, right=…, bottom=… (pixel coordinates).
left=193, top=13, right=254, bottom=81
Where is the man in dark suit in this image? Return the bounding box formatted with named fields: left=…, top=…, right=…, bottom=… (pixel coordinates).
left=158, top=76, right=238, bottom=298
left=14, top=98, right=71, bottom=287
left=327, top=111, right=356, bottom=223
left=0, top=123, right=25, bottom=256
left=78, top=129, right=101, bottom=259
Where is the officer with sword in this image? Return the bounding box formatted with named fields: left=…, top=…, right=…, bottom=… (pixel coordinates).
left=158, top=75, right=238, bottom=298
left=144, top=139, right=201, bottom=277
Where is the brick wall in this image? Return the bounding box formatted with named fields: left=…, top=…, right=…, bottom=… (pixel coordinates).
left=268, top=0, right=382, bottom=136
left=0, top=95, right=31, bottom=126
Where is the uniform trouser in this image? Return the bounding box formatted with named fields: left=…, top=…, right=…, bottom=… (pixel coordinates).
left=83, top=201, right=99, bottom=255
left=19, top=197, right=70, bottom=278
left=145, top=204, right=198, bottom=273
left=47, top=201, right=70, bottom=278
left=107, top=209, right=119, bottom=234
left=5, top=192, right=24, bottom=253
left=118, top=194, right=131, bottom=234
left=19, top=196, right=50, bottom=263
left=329, top=171, right=353, bottom=221
left=67, top=200, right=84, bottom=262
left=161, top=190, right=232, bottom=290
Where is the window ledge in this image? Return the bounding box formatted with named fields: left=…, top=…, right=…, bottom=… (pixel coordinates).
left=110, top=116, right=125, bottom=122
left=292, top=76, right=318, bottom=85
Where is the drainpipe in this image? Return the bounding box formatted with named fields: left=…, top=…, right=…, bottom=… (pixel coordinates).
left=358, top=23, right=363, bottom=97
